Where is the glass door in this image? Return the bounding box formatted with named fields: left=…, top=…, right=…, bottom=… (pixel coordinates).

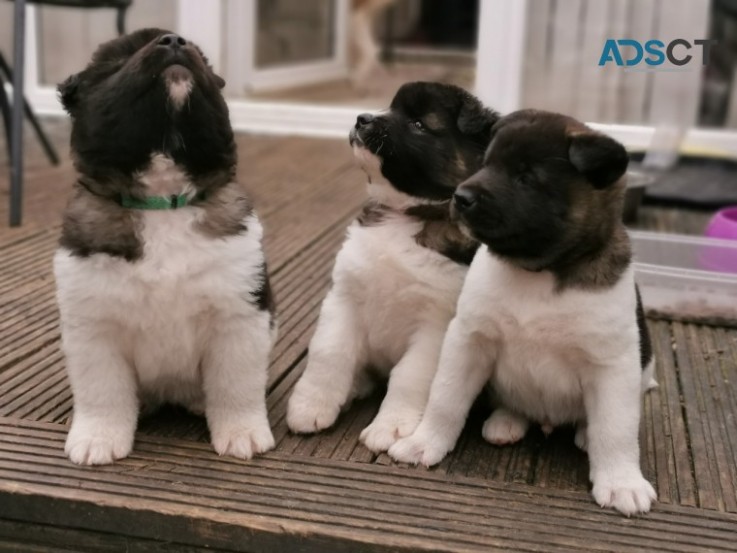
left=224, top=0, right=349, bottom=95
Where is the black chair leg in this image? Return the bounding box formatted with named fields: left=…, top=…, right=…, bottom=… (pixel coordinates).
left=0, top=74, right=13, bottom=224
left=0, top=76, right=13, bottom=163
left=116, top=6, right=128, bottom=36
left=10, top=0, right=26, bottom=227
left=0, top=52, right=59, bottom=166
left=381, top=6, right=396, bottom=64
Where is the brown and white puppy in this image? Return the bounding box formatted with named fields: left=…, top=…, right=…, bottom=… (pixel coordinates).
left=390, top=109, right=657, bottom=516
left=287, top=83, right=497, bottom=453
left=54, top=29, right=275, bottom=465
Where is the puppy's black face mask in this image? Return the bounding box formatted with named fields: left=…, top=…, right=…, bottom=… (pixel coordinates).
left=349, top=82, right=498, bottom=201
left=58, top=28, right=233, bottom=179
left=452, top=109, right=629, bottom=268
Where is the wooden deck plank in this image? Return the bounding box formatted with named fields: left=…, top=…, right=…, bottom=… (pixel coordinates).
left=690, top=326, right=737, bottom=513
left=674, top=323, right=737, bottom=512
left=1, top=418, right=736, bottom=553
left=0, top=519, right=237, bottom=553
left=642, top=323, right=676, bottom=505
left=714, top=329, right=737, bottom=453
left=672, top=322, right=722, bottom=510
left=0, top=305, right=58, bottom=356
left=650, top=320, right=699, bottom=507
left=0, top=288, right=57, bottom=336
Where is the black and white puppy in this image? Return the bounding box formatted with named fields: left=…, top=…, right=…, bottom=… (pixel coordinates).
left=287, top=83, right=498, bottom=452
left=54, top=29, right=275, bottom=465
left=389, top=110, right=657, bottom=515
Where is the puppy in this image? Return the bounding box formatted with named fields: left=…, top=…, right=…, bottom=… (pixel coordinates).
left=287, top=83, right=498, bottom=452
left=54, top=29, right=275, bottom=465
left=389, top=110, right=657, bottom=515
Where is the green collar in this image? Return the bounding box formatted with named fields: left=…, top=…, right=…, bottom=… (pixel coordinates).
left=119, top=191, right=206, bottom=210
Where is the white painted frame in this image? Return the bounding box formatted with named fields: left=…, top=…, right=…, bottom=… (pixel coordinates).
left=177, top=0, right=223, bottom=72
left=474, top=0, right=527, bottom=115
left=19, top=0, right=737, bottom=158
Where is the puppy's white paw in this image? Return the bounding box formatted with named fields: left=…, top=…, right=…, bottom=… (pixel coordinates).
left=360, top=410, right=422, bottom=453
left=592, top=470, right=657, bottom=516
left=287, top=390, right=341, bottom=434
left=644, top=378, right=658, bottom=392
left=482, top=408, right=529, bottom=446
left=388, top=430, right=451, bottom=467
left=211, top=418, right=275, bottom=460
left=65, top=419, right=134, bottom=465
left=574, top=424, right=588, bottom=451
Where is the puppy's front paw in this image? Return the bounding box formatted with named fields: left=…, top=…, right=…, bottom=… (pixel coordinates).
left=388, top=430, right=451, bottom=467
left=574, top=424, right=588, bottom=451
left=287, top=390, right=341, bottom=434
left=482, top=408, right=529, bottom=446
left=211, top=418, right=275, bottom=460
left=592, top=470, right=657, bottom=516
left=65, top=419, right=134, bottom=465
left=360, top=410, right=422, bottom=453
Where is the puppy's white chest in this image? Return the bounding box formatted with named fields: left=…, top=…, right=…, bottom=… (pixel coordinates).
left=54, top=209, right=264, bottom=406
left=491, top=313, right=588, bottom=424
left=105, top=210, right=261, bottom=312
left=335, top=220, right=467, bottom=365
left=462, top=250, right=635, bottom=424
left=342, top=219, right=466, bottom=292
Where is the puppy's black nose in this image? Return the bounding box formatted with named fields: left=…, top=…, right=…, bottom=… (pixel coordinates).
left=356, top=113, right=374, bottom=129
left=453, top=188, right=477, bottom=212
left=158, top=34, right=187, bottom=49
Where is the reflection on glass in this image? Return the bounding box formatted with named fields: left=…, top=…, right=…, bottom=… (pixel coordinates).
left=256, top=0, right=335, bottom=68
left=234, top=0, right=479, bottom=108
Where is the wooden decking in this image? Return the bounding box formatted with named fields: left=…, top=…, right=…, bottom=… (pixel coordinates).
left=0, top=121, right=736, bottom=552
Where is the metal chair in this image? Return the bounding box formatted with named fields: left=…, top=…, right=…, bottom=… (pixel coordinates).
left=4, top=0, right=131, bottom=226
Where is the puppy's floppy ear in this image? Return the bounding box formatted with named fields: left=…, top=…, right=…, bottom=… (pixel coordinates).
left=194, top=45, right=226, bottom=89
left=58, top=73, right=81, bottom=114
left=457, top=95, right=499, bottom=137
left=568, top=131, right=629, bottom=189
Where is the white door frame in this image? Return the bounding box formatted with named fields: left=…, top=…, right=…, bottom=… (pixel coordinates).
left=475, top=0, right=527, bottom=115
left=19, top=0, right=737, bottom=157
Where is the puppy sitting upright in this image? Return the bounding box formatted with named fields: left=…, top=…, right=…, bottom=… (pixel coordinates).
left=389, top=110, right=657, bottom=515
left=287, top=83, right=497, bottom=452
left=54, top=29, right=275, bottom=465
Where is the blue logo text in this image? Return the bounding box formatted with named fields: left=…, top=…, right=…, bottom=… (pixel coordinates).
left=599, top=39, right=717, bottom=67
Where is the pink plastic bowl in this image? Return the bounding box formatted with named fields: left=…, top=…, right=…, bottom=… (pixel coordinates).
left=706, top=207, right=737, bottom=241
left=701, top=207, right=737, bottom=273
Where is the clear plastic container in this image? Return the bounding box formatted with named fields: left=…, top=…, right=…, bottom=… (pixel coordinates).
left=630, top=230, right=737, bottom=325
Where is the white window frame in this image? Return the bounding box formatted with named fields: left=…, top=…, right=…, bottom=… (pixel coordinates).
left=19, top=0, right=737, bottom=156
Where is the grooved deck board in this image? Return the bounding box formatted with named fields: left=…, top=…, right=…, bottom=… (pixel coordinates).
left=0, top=519, right=236, bottom=553
left=1, top=419, right=736, bottom=553
left=1, top=122, right=736, bottom=550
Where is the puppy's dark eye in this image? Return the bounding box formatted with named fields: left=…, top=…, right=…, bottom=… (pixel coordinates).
left=517, top=174, right=535, bottom=187
left=411, top=120, right=424, bottom=131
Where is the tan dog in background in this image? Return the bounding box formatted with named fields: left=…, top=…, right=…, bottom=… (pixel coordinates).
left=351, top=0, right=397, bottom=87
